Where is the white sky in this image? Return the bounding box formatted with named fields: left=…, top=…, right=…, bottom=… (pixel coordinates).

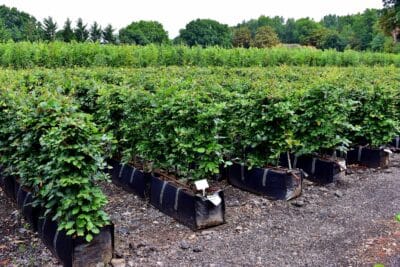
left=1, top=0, right=383, bottom=38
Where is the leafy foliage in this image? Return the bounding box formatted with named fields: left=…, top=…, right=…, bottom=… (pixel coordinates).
left=179, top=19, right=232, bottom=47
left=1, top=66, right=400, bottom=181
left=0, top=5, right=42, bottom=41
left=119, top=21, right=169, bottom=45
left=232, top=27, right=252, bottom=48
left=252, top=26, right=280, bottom=48
left=0, top=42, right=399, bottom=69
left=0, top=88, right=110, bottom=242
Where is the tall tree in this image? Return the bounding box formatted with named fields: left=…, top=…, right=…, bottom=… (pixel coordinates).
left=321, top=15, right=339, bottom=29
left=119, top=20, right=168, bottom=45
left=232, top=27, right=252, bottom=48
left=74, top=18, right=89, bottom=42
left=0, top=5, right=42, bottom=41
left=283, top=18, right=297, bottom=43
left=380, top=0, right=400, bottom=42
left=90, top=21, right=102, bottom=42
left=42, top=16, right=57, bottom=41
left=179, top=19, right=232, bottom=47
left=102, top=24, right=116, bottom=44
left=60, top=18, right=74, bottom=42
left=0, top=18, right=11, bottom=41
left=252, top=26, right=280, bottom=48
left=294, top=18, right=322, bottom=45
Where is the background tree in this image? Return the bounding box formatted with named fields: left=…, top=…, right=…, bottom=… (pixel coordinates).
left=294, top=18, right=322, bottom=45
left=235, top=15, right=285, bottom=41
left=74, top=18, right=89, bottom=42
left=0, top=5, right=42, bottom=41
left=380, top=0, right=400, bottom=42
left=0, top=19, right=11, bottom=41
left=252, top=26, right=280, bottom=48
left=102, top=24, right=116, bottom=44
left=321, top=14, right=340, bottom=29
left=42, top=16, right=57, bottom=41
left=370, top=32, right=387, bottom=51
left=307, top=28, right=345, bottom=50
left=59, top=18, right=74, bottom=42
left=232, top=27, right=252, bottom=48
left=282, top=18, right=297, bottom=43
left=119, top=20, right=168, bottom=45
left=179, top=19, right=232, bottom=47
left=90, top=21, right=102, bottom=42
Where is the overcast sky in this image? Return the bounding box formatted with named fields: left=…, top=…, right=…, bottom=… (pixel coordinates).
left=1, top=0, right=383, bottom=38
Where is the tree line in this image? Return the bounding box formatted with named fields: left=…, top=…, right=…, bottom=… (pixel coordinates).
left=0, top=1, right=399, bottom=52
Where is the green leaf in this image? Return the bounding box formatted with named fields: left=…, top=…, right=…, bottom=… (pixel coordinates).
left=196, top=148, right=206, bottom=153
left=66, top=229, right=76, bottom=235
left=85, top=234, right=93, bottom=242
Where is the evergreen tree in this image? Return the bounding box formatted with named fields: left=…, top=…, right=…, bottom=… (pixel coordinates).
left=90, top=21, right=102, bottom=42
left=42, top=16, right=57, bottom=41
left=60, top=18, right=74, bottom=42
left=102, top=24, right=116, bottom=44
left=74, top=18, right=89, bottom=42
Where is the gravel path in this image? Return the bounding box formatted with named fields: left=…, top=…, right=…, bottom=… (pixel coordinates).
left=1, top=155, right=399, bottom=266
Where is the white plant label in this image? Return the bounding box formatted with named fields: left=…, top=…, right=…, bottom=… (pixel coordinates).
left=207, top=194, right=222, bottom=206
left=194, top=179, right=209, bottom=196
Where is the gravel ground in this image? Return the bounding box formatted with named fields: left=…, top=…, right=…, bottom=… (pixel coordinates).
left=1, top=155, right=399, bottom=267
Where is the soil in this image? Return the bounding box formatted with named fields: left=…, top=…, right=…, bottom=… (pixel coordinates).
left=1, top=154, right=400, bottom=267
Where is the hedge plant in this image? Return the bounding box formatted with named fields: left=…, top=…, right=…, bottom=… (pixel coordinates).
left=0, top=89, right=110, bottom=242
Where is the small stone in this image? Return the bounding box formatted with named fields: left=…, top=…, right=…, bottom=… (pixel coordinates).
left=111, top=258, right=126, bottom=267
left=334, top=191, right=343, bottom=198
left=193, top=246, right=203, bottom=252
left=228, top=200, right=240, bottom=207
left=153, top=221, right=159, bottom=224
left=136, top=242, right=147, bottom=249
left=118, top=227, right=129, bottom=235
left=319, top=187, right=329, bottom=192
left=180, top=241, right=190, bottom=250
left=18, top=228, right=27, bottom=234
left=201, top=230, right=215, bottom=236
left=291, top=200, right=305, bottom=207
left=235, top=226, right=243, bottom=232
left=188, top=234, right=196, bottom=240
left=156, top=262, right=164, bottom=267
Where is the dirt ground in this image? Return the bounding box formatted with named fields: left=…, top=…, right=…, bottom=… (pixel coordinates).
left=1, top=155, right=399, bottom=267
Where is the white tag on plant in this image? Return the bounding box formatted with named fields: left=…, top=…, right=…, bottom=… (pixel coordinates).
left=194, top=179, right=209, bottom=196
left=383, top=149, right=393, bottom=155
left=207, top=193, right=222, bottom=206
left=338, top=159, right=347, bottom=171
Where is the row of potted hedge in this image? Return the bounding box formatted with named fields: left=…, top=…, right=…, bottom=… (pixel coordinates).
left=0, top=88, right=114, bottom=266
